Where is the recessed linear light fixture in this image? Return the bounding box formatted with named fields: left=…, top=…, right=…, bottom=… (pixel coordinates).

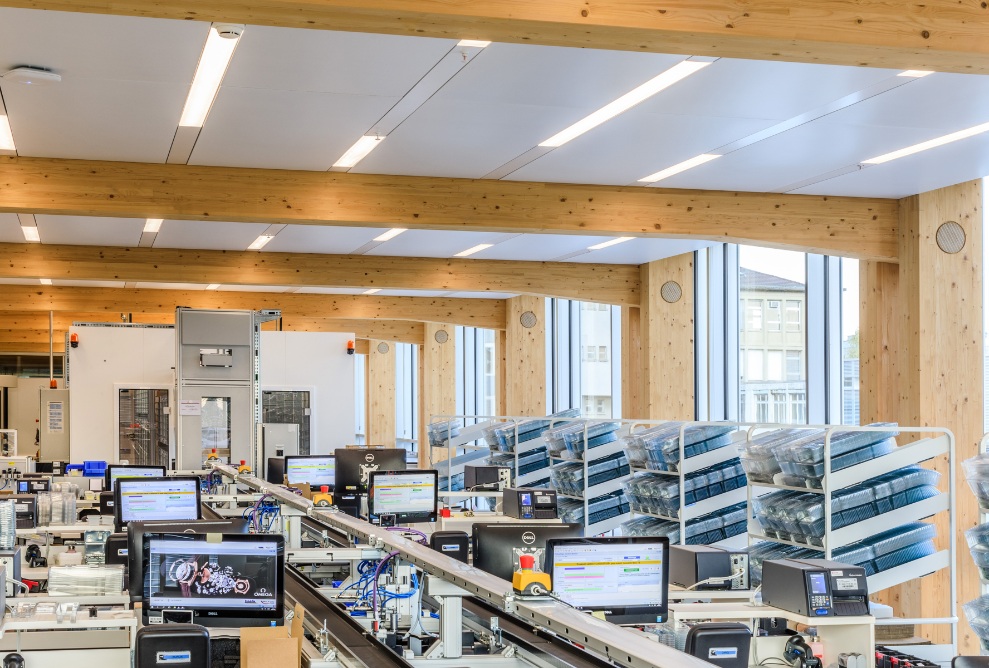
left=455, top=243, right=493, bottom=258
left=334, top=135, right=385, bottom=169
left=363, top=288, right=381, bottom=295
left=21, top=226, right=40, bottom=242
left=458, top=39, right=491, bottom=48
left=862, top=121, right=989, bottom=165
left=898, top=70, right=934, bottom=78
left=247, top=233, right=276, bottom=250
left=206, top=283, right=221, bottom=290
left=0, top=115, right=14, bottom=151
left=143, top=218, right=164, bottom=233
left=539, top=59, right=712, bottom=148
left=179, top=23, right=244, bottom=128
left=588, top=237, right=634, bottom=251
left=39, top=278, right=52, bottom=286
left=373, top=228, right=407, bottom=242
left=638, top=153, right=721, bottom=184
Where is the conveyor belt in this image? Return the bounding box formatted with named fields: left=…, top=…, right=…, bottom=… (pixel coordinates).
left=284, top=566, right=416, bottom=668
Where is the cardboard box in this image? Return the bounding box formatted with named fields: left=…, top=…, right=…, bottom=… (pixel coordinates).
left=285, top=482, right=312, bottom=501
left=240, top=602, right=305, bottom=668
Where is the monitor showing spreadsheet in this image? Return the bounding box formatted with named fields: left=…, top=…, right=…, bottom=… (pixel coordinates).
left=283, top=455, right=335, bottom=488
left=114, top=477, right=201, bottom=531
left=368, top=469, right=438, bottom=524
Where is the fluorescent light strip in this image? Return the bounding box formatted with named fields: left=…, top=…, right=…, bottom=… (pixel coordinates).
left=143, top=218, right=164, bottom=233
left=373, top=228, right=407, bottom=242
left=862, top=121, right=989, bottom=164
left=0, top=115, right=14, bottom=151
left=179, top=25, right=242, bottom=128
left=539, top=60, right=711, bottom=148
left=363, top=288, right=381, bottom=295
left=248, top=234, right=275, bottom=250
left=334, top=136, right=385, bottom=169
left=455, top=243, right=493, bottom=257
left=638, top=153, right=721, bottom=183
left=21, top=226, right=40, bottom=242
left=588, top=237, right=634, bottom=251
left=457, top=39, right=491, bottom=48
left=39, top=278, right=52, bottom=286
left=898, top=70, right=934, bottom=78
left=206, top=284, right=220, bottom=290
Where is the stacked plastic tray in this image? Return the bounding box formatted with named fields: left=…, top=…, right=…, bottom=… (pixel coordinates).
left=427, top=418, right=462, bottom=448
left=621, top=502, right=748, bottom=545
left=623, top=459, right=746, bottom=519
left=964, top=453, right=989, bottom=511
left=550, top=452, right=629, bottom=497
left=751, top=466, right=940, bottom=547
left=543, top=420, right=621, bottom=460
left=624, top=423, right=735, bottom=472
left=964, top=595, right=989, bottom=651
left=558, top=492, right=630, bottom=525
left=483, top=409, right=581, bottom=453
left=486, top=447, right=550, bottom=479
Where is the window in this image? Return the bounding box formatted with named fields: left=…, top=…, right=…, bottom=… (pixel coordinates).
left=755, top=393, right=769, bottom=422
left=262, top=391, right=311, bottom=455
left=354, top=354, right=366, bottom=444
left=394, top=343, right=418, bottom=454
left=841, top=258, right=860, bottom=425
left=455, top=327, right=497, bottom=420
left=786, top=300, right=802, bottom=331
left=767, top=301, right=782, bottom=332
left=598, top=345, right=609, bottom=362
left=772, top=391, right=787, bottom=422
left=790, top=392, right=807, bottom=423
left=786, top=350, right=802, bottom=381
left=118, top=389, right=169, bottom=467
left=583, top=346, right=595, bottom=362
left=746, top=350, right=764, bottom=381
left=746, top=299, right=763, bottom=331
left=767, top=350, right=783, bottom=381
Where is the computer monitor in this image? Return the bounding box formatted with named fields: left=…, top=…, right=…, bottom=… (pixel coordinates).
left=368, top=469, right=438, bottom=525
left=333, top=448, right=407, bottom=496
left=546, top=536, right=670, bottom=624
left=265, top=457, right=285, bottom=485
left=284, top=455, right=335, bottom=489
left=114, top=477, right=201, bottom=532
left=471, top=523, right=583, bottom=581
left=126, top=519, right=250, bottom=602
left=142, top=532, right=284, bottom=627
left=105, top=465, right=167, bottom=490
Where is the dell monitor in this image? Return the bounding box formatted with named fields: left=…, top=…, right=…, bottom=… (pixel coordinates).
left=333, top=448, right=407, bottom=495
left=114, top=476, right=201, bottom=532
left=546, top=536, right=670, bottom=624
left=471, top=523, right=583, bottom=582
left=284, top=455, right=335, bottom=489
left=142, top=532, right=284, bottom=627
left=265, top=457, right=286, bottom=485
left=127, top=519, right=250, bottom=602
left=368, top=469, right=438, bottom=525
left=105, top=465, right=167, bottom=491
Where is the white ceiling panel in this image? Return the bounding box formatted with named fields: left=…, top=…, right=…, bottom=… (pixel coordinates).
left=216, top=285, right=293, bottom=293
left=294, top=287, right=379, bottom=295
left=570, top=238, right=713, bottom=264
left=51, top=279, right=126, bottom=288
left=0, top=214, right=22, bottom=243
left=135, top=282, right=208, bottom=291
left=223, top=26, right=455, bottom=95
left=366, top=230, right=504, bottom=258
left=0, top=277, right=43, bottom=285
left=35, top=215, right=143, bottom=246
left=375, top=289, right=452, bottom=298
left=473, top=234, right=609, bottom=261
left=262, top=225, right=382, bottom=254
left=190, top=88, right=400, bottom=170
left=446, top=291, right=516, bottom=299
left=153, top=220, right=271, bottom=251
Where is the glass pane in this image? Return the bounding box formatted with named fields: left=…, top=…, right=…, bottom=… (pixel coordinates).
left=118, top=388, right=169, bottom=466
left=201, top=397, right=231, bottom=462
left=580, top=302, right=615, bottom=418
left=480, top=329, right=496, bottom=416
left=841, top=258, right=860, bottom=425
left=262, top=391, right=311, bottom=455
left=739, top=247, right=807, bottom=424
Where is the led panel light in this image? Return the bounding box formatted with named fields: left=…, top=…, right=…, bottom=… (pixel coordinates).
left=458, top=39, right=491, bottom=48
left=0, top=115, right=14, bottom=151
left=333, top=136, right=385, bottom=168
left=898, top=70, right=934, bottom=78
left=539, top=60, right=712, bottom=148
left=206, top=284, right=221, bottom=290
left=39, top=278, right=52, bottom=285
left=21, top=226, right=40, bottom=242
left=143, top=218, right=164, bottom=233
left=454, top=244, right=493, bottom=257
left=638, top=153, right=721, bottom=183
left=248, top=234, right=275, bottom=250
left=373, top=228, right=407, bottom=242
left=588, top=237, right=634, bottom=251
left=179, top=24, right=243, bottom=128
left=862, top=121, right=989, bottom=164
left=363, top=288, right=381, bottom=295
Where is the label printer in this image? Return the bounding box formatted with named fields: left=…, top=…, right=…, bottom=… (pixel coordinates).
left=502, top=488, right=558, bottom=520
left=761, top=558, right=869, bottom=617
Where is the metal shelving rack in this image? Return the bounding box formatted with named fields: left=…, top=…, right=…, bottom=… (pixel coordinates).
left=744, top=423, right=957, bottom=656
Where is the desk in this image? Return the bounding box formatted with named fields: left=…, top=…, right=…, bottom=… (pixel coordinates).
left=433, top=512, right=563, bottom=534
left=0, top=608, right=136, bottom=668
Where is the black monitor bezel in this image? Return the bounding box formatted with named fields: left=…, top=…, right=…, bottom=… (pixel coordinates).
left=265, top=457, right=285, bottom=485
left=141, top=531, right=285, bottom=627
left=368, top=469, right=439, bottom=524
left=283, top=454, right=336, bottom=489
left=471, top=522, right=584, bottom=581
left=104, top=464, right=166, bottom=490
left=545, top=536, right=670, bottom=624
left=113, top=476, right=202, bottom=532
left=332, top=448, right=407, bottom=496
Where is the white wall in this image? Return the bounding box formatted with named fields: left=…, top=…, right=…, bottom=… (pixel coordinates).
left=259, top=331, right=356, bottom=454
left=7, top=378, right=48, bottom=456
left=67, top=326, right=175, bottom=463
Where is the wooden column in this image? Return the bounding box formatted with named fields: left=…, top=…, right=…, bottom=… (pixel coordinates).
left=860, top=180, right=983, bottom=649
left=640, top=255, right=695, bottom=420
left=496, top=329, right=507, bottom=416
left=505, top=296, right=547, bottom=416
left=418, top=323, right=456, bottom=468
left=621, top=306, right=645, bottom=418
left=365, top=340, right=396, bottom=447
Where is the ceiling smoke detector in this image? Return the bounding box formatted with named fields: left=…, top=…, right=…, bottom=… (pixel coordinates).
left=2, top=67, right=61, bottom=86
left=213, top=24, right=244, bottom=39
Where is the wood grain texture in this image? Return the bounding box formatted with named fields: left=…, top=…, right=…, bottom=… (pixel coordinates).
left=419, top=323, right=457, bottom=468
left=366, top=339, right=397, bottom=448
left=354, top=339, right=370, bottom=356
left=621, top=306, right=644, bottom=418
left=859, top=261, right=899, bottom=426
left=496, top=329, right=507, bottom=416
left=505, top=296, right=547, bottom=416
left=0, top=285, right=506, bottom=329
left=0, top=157, right=898, bottom=261
left=0, top=241, right=638, bottom=306
left=641, top=255, right=694, bottom=420
left=4, top=1, right=989, bottom=73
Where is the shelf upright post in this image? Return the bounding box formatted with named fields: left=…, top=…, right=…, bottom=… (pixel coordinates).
left=582, top=421, right=590, bottom=533
left=678, top=422, right=688, bottom=545
left=823, top=427, right=833, bottom=560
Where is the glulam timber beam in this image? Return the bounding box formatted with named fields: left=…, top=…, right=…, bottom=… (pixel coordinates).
left=0, top=286, right=506, bottom=329
left=0, top=157, right=898, bottom=262
left=0, top=241, right=637, bottom=305
left=2, top=1, right=988, bottom=74
left=280, top=317, right=425, bottom=344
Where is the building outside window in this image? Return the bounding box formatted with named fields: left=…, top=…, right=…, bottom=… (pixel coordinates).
left=841, top=258, right=860, bottom=425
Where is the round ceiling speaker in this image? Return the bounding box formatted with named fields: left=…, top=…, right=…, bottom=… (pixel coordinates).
left=936, top=221, right=966, bottom=254
left=377, top=342, right=390, bottom=354
left=434, top=329, right=449, bottom=344
left=520, top=310, right=538, bottom=328
left=661, top=281, right=683, bottom=303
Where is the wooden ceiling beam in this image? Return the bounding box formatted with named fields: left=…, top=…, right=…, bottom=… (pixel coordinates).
left=0, top=241, right=638, bottom=305
left=0, top=286, right=506, bottom=329
left=0, top=157, right=898, bottom=262
left=1, top=1, right=986, bottom=74
left=280, top=317, right=425, bottom=345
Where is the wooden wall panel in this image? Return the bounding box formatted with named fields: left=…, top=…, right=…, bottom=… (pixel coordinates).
left=496, top=329, right=507, bottom=416
left=365, top=340, right=396, bottom=448
left=505, top=296, right=547, bottom=417
left=418, top=323, right=456, bottom=468
left=621, top=306, right=644, bottom=418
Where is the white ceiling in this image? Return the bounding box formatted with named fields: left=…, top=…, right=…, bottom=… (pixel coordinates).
left=0, top=8, right=987, bottom=295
